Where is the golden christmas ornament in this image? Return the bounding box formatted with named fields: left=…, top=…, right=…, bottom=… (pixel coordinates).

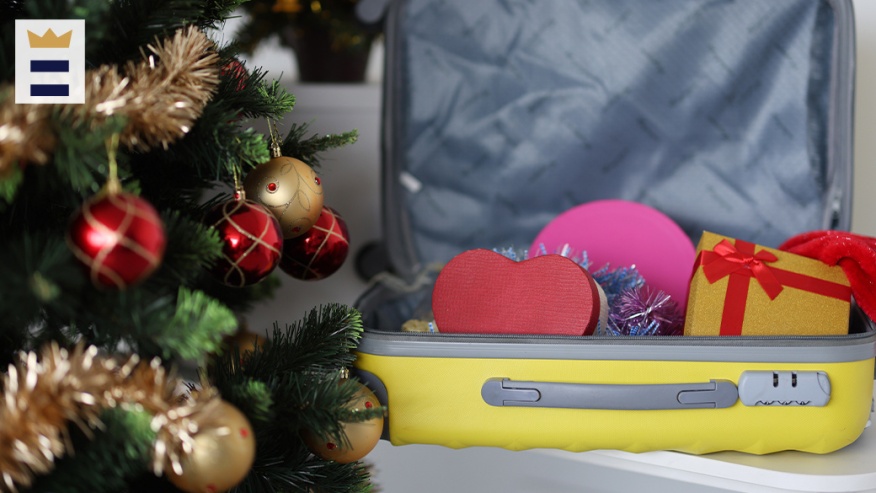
left=301, top=382, right=383, bottom=464
left=243, top=141, right=324, bottom=238
left=166, top=401, right=256, bottom=493
left=272, top=0, right=302, bottom=13
left=223, top=329, right=267, bottom=356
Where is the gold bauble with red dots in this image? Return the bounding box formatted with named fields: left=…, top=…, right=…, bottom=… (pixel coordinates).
left=243, top=156, right=324, bottom=239
left=165, top=401, right=256, bottom=493
left=301, top=381, right=383, bottom=464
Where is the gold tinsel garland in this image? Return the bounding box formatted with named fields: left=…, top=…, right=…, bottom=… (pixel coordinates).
left=0, top=343, right=225, bottom=493
left=0, top=25, right=220, bottom=177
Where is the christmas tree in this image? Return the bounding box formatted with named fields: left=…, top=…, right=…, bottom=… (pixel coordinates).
left=0, top=1, right=383, bottom=492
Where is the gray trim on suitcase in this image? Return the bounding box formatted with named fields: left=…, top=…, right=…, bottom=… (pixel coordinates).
left=356, top=329, right=876, bottom=363
left=826, top=0, right=855, bottom=231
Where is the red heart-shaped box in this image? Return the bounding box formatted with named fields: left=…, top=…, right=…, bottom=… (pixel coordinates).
left=432, top=249, right=601, bottom=336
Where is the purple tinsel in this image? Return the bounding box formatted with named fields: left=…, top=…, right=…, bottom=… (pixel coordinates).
left=607, top=286, right=684, bottom=336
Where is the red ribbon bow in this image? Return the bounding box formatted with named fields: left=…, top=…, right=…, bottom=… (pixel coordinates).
left=701, top=239, right=783, bottom=300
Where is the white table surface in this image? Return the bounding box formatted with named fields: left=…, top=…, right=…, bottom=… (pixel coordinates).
left=367, top=383, right=876, bottom=493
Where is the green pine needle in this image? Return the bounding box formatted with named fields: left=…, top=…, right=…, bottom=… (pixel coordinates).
left=268, top=304, right=363, bottom=375
left=52, top=113, right=128, bottom=194
left=255, top=79, right=297, bottom=120
left=150, top=287, right=239, bottom=360
left=0, top=233, right=86, bottom=346
left=195, top=271, right=281, bottom=314
left=151, top=211, right=224, bottom=287
left=28, top=408, right=156, bottom=493
left=0, top=165, right=23, bottom=205
left=280, top=122, right=359, bottom=169
left=217, top=378, right=274, bottom=425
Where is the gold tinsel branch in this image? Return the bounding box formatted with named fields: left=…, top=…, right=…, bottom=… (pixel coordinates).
left=0, top=342, right=221, bottom=493
left=0, top=26, right=220, bottom=177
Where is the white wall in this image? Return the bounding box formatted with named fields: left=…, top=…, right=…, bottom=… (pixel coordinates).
left=853, top=0, right=876, bottom=236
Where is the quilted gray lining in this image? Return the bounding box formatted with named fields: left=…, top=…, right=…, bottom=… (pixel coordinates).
left=383, top=0, right=854, bottom=279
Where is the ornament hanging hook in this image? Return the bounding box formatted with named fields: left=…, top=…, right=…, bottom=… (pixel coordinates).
left=230, top=150, right=245, bottom=201
left=104, top=134, right=122, bottom=194
left=232, top=166, right=245, bottom=201
left=266, top=118, right=282, bottom=158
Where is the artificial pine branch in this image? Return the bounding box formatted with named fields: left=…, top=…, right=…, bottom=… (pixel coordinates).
left=149, top=212, right=224, bottom=287
left=0, top=166, right=21, bottom=206
left=93, top=0, right=222, bottom=64
left=209, top=305, right=380, bottom=493
left=139, top=287, right=238, bottom=361
left=215, top=378, right=274, bottom=426
left=254, top=79, right=298, bottom=120
left=0, top=233, right=86, bottom=363
left=280, top=122, right=359, bottom=169
left=195, top=271, right=282, bottom=315
left=136, top=103, right=269, bottom=184
left=27, top=409, right=156, bottom=493
left=51, top=113, right=128, bottom=194
left=265, top=304, right=362, bottom=375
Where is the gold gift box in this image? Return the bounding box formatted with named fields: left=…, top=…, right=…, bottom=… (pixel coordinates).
left=684, top=231, right=851, bottom=336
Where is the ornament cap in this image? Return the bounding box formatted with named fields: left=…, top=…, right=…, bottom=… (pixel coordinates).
left=104, top=177, right=122, bottom=195
left=270, top=141, right=282, bottom=158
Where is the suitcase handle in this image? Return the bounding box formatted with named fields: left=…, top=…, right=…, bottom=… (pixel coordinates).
left=481, top=378, right=738, bottom=410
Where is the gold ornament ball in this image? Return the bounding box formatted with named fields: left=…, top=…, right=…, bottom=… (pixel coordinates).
left=166, top=401, right=256, bottom=493
left=223, top=330, right=267, bottom=356
left=301, top=383, right=383, bottom=464
left=243, top=156, right=324, bottom=238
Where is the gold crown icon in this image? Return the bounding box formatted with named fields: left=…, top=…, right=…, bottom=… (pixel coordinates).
left=27, top=28, right=73, bottom=49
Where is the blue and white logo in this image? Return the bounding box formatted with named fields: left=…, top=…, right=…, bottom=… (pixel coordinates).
left=15, top=20, right=85, bottom=104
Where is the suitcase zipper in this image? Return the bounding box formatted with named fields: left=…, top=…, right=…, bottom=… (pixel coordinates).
left=358, top=322, right=876, bottom=363
left=362, top=327, right=875, bottom=347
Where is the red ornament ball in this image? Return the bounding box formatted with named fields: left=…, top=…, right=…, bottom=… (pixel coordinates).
left=206, top=198, right=283, bottom=287
left=279, top=206, right=350, bottom=280
left=221, top=58, right=248, bottom=92
left=67, top=191, right=166, bottom=289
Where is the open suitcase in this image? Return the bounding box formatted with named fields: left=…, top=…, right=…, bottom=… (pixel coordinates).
left=353, top=0, right=876, bottom=454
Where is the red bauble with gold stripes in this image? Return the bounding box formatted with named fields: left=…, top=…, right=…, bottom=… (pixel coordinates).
left=279, top=206, right=349, bottom=280
left=67, top=191, right=166, bottom=289
left=206, top=197, right=283, bottom=287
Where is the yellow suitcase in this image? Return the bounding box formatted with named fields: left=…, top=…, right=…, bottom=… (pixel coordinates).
left=354, top=316, right=874, bottom=454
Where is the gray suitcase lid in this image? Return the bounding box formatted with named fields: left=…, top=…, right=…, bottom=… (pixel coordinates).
left=379, top=0, right=855, bottom=281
